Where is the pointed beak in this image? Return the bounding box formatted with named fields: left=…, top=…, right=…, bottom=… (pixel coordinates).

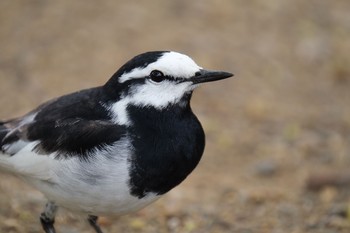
left=190, top=69, right=234, bottom=84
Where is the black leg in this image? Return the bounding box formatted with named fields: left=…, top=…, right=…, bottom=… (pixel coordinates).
left=40, top=213, right=56, bottom=233
left=88, top=215, right=104, bottom=233
left=40, top=202, right=58, bottom=233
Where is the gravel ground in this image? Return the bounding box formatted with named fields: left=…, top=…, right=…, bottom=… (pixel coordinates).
left=1, top=1, right=350, bottom=232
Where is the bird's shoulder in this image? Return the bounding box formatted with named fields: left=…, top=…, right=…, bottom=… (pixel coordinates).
left=33, top=86, right=111, bottom=122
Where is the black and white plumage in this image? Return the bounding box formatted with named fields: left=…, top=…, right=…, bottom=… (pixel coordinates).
left=0, top=51, right=233, bottom=233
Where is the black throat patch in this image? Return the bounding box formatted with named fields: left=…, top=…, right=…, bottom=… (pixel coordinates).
left=127, top=103, right=205, bottom=198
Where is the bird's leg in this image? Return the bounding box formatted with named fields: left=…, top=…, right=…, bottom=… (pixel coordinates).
left=40, top=201, right=58, bottom=233
left=88, top=215, right=104, bottom=233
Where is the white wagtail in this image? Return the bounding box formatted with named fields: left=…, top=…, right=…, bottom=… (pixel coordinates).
left=0, top=51, right=233, bottom=233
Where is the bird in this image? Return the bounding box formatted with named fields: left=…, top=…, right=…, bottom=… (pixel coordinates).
left=0, top=51, right=233, bottom=233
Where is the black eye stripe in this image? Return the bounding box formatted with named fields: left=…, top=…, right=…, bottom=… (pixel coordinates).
left=122, top=73, right=188, bottom=85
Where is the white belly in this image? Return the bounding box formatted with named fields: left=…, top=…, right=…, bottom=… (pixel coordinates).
left=7, top=140, right=160, bottom=215
left=26, top=155, right=159, bottom=215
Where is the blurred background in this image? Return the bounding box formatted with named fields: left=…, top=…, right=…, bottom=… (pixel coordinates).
left=0, top=1, right=350, bottom=232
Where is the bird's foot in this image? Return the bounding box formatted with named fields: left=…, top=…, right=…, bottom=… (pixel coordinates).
left=88, top=215, right=104, bottom=233
left=40, top=213, right=56, bottom=233
left=40, top=201, right=58, bottom=233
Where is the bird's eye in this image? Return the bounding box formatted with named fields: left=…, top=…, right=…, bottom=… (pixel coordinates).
left=149, top=70, right=165, bottom=83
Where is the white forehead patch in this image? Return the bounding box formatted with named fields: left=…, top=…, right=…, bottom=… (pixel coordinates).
left=119, top=52, right=202, bottom=83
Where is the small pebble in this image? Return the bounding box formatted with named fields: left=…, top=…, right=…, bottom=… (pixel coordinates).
left=319, top=186, right=338, bottom=203
left=253, top=160, right=278, bottom=177
left=129, top=218, right=147, bottom=230
left=328, top=204, right=348, bottom=218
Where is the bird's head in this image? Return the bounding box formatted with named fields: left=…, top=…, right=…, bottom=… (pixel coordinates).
left=104, top=51, right=233, bottom=124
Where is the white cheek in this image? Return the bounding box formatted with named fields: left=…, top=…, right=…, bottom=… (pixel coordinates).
left=109, top=81, right=193, bottom=126
left=130, top=81, right=192, bottom=108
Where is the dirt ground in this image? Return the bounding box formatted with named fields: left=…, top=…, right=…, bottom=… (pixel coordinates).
left=1, top=1, right=350, bottom=233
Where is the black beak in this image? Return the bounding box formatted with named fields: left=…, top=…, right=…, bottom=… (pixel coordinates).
left=190, top=69, right=233, bottom=84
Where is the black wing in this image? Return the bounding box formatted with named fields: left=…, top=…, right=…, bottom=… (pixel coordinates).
left=27, top=118, right=126, bottom=159
left=1, top=87, right=126, bottom=159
